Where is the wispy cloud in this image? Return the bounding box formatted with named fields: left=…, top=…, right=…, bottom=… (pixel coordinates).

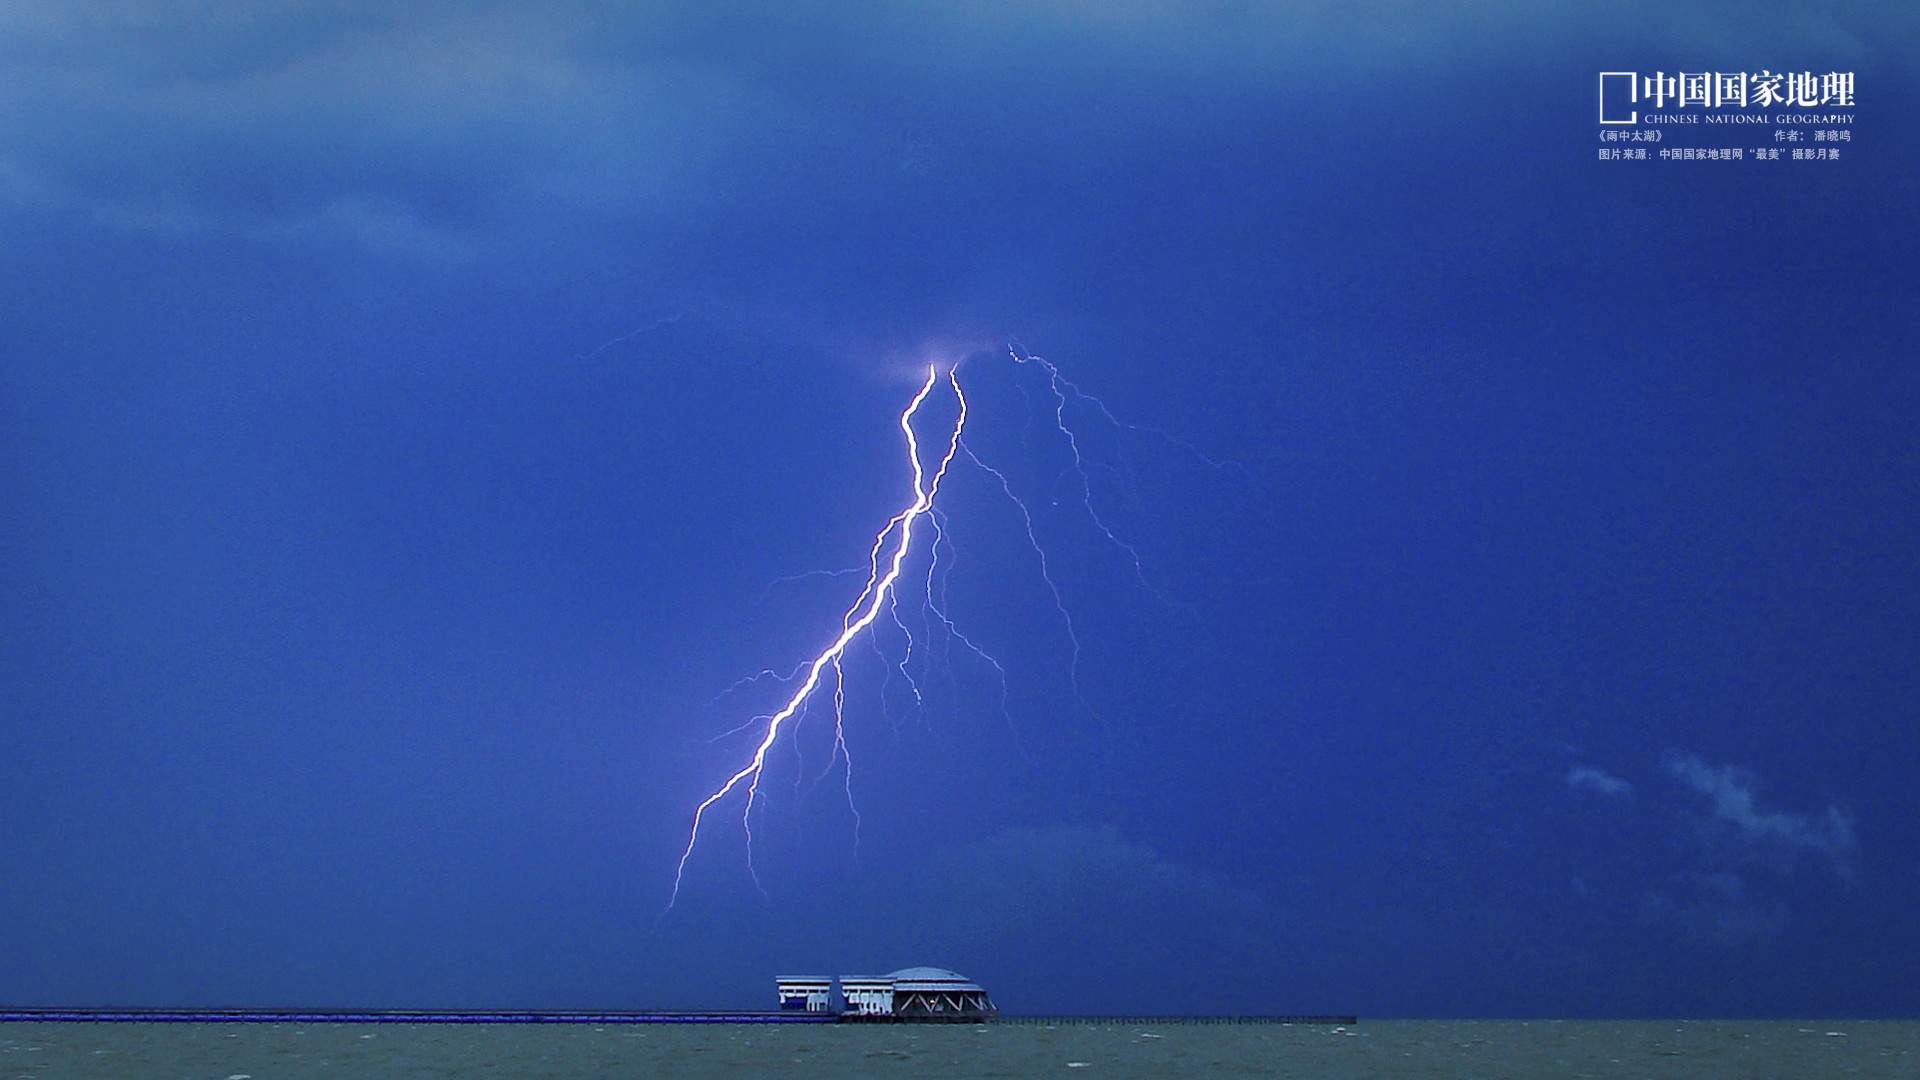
left=1567, top=765, right=1633, bottom=799
left=1565, top=752, right=1863, bottom=946
left=1664, top=751, right=1857, bottom=879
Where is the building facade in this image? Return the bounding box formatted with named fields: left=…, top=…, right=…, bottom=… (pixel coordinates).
left=775, top=976, right=834, bottom=1012
left=838, top=976, right=897, bottom=1016
left=886, top=968, right=996, bottom=1019
left=804, top=968, right=997, bottom=1020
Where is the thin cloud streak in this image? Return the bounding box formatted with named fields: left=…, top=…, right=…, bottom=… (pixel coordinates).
left=1567, top=765, right=1633, bottom=799
left=1665, top=751, right=1857, bottom=879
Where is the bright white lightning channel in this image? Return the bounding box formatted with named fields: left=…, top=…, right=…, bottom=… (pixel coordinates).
left=667, top=364, right=966, bottom=911
left=663, top=349, right=1227, bottom=913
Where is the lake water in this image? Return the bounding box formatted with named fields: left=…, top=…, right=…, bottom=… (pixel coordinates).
left=4, top=1019, right=1914, bottom=1078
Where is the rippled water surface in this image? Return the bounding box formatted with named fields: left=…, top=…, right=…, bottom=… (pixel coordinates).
left=4, top=1020, right=1915, bottom=1078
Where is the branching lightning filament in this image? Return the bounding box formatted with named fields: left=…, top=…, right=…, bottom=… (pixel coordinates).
left=663, top=349, right=1225, bottom=915
left=667, top=364, right=966, bottom=910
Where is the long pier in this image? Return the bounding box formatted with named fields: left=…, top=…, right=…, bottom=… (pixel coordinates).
left=994, top=1015, right=1358, bottom=1026
left=1, top=1009, right=1355, bottom=1026
left=0, top=1009, right=836, bottom=1024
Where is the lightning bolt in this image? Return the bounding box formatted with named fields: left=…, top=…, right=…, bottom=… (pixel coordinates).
left=664, top=347, right=1227, bottom=914
left=667, top=363, right=966, bottom=911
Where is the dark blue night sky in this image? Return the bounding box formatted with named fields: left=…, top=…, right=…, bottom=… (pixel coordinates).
left=4, top=3, right=1916, bottom=1018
